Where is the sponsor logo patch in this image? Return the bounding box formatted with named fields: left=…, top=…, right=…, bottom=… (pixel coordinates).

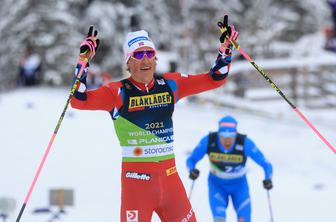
left=236, top=144, right=244, bottom=151
left=144, top=145, right=173, bottom=155
left=125, top=172, right=151, bottom=181
left=181, top=208, right=194, bottom=222
left=166, top=166, right=177, bottom=176
left=209, top=152, right=243, bottom=163
left=133, top=147, right=143, bottom=156
left=139, top=136, right=174, bottom=145
left=126, top=210, right=138, bottom=222
left=156, top=79, right=166, bottom=85
left=125, top=83, right=132, bottom=90
left=128, top=36, right=149, bottom=46
left=128, top=92, right=172, bottom=111
left=219, top=122, right=237, bottom=128
left=127, top=139, right=137, bottom=145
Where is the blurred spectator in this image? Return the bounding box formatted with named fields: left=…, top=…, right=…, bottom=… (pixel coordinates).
left=327, top=0, right=336, bottom=33
left=325, top=1, right=336, bottom=52
left=232, top=72, right=248, bottom=98
left=18, top=48, right=42, bottom=86
left=101, top=71, right=112, bottom=84
left=86, top=65, right=113, bottom=89
left=324, top=27, right=336, bottom=52
left=86, top=67, right=101, bottom=89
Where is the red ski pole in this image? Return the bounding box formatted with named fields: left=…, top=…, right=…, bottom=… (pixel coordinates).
left=15, top=59, right=88, bottom=222
left=218, top=24, right=336, bottom=154
left=16, top=25, right=99, bottom=222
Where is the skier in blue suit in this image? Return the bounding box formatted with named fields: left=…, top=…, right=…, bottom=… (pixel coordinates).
left=186, top=115, right=273, bottom=222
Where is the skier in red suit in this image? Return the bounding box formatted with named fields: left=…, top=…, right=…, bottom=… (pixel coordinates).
left=71, top=15, right=238, bottom=222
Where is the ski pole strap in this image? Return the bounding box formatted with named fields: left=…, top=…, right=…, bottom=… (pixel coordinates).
left=71, top=59, right=88, bottom=95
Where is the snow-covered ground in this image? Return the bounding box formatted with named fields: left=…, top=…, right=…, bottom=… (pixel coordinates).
left=1, top=87, right=336, bottom=222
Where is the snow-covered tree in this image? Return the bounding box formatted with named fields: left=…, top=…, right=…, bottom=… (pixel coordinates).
left=81, top=1, right=130, bottom=76
left=0, top=0, right=88, bottom=87
left=0, top=0, right=332, bottom=89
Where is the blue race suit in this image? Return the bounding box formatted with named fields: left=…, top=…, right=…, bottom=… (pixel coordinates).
left=186, top=132, right=273, bottom=222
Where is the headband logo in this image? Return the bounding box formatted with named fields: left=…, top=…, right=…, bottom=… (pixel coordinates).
left=128, top=36, right=149, bottom=47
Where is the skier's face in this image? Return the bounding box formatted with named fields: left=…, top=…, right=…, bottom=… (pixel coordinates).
left=220, top=135, right=235, bottom=149
left=127, top=46, right=157, bottom=83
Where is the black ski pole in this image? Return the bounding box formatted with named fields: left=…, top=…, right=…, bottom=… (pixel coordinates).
left=217, top=23, right=336, bottom=155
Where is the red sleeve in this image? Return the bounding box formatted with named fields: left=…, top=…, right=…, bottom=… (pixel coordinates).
left=70, top=81, right=122, bottom=111
left=163, top=72, right=227, bottom=101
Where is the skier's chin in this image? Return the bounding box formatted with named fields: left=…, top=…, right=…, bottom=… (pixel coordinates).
left=139, top=69, right=154, bottom=76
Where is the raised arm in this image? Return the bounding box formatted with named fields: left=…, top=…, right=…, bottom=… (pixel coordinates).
left=163, top=71, right=227, bottom=102
left=163, top=15, right=239, bottom=101
left=70, top=26, right=121, bottom=112
left=71, top=79, right=121, bottom=112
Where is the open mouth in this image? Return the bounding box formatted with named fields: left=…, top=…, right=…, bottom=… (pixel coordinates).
left=140, top=66, right=151, bottom=71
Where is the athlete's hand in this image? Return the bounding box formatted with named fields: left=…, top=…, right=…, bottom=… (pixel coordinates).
left=210, top=15, right=238, bottom=79
left=189, top=169, right=200, bottom=180
left=263, top=179, right=273, bottom=190
left=217, top=15, right=239, bottom=55
left=79, top=26, right=100, bottom=62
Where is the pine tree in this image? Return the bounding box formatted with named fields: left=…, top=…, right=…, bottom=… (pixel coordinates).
left=0, top=0, right=331, bottom=89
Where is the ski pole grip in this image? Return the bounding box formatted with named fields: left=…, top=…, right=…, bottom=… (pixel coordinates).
left=219, top=27, right=239, bottom=51
left=75, top=59, right=88, bottom=79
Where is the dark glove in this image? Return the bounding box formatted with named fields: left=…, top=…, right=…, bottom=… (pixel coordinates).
left=189, top=169, right=200, bottom=180
left=217, top=15, right=239, bottom=55
left=79, top=26, right=100, bottom=62
left=263, top=179, right=273, bottom=190
left=210, top=15, right=238, bottom=80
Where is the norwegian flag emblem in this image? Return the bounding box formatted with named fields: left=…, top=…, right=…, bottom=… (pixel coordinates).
left=138, top=42, right=145, bottom=46
left=126, top=210, right=138, bottom=222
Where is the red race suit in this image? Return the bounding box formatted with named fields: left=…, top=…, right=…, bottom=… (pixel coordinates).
left=71, top=70, right=228, bottom=222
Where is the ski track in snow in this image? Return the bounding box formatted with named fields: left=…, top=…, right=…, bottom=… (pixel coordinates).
left=1, top=87, right=335, bottom=222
